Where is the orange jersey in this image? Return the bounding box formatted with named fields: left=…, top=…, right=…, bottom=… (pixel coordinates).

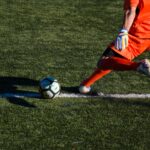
left=124, top=0, right=150, bottom=38
left=109, top=0, right=150, bottom=60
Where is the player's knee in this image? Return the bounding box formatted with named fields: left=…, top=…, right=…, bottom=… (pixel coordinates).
left=97, top=56, right=109, bottom=68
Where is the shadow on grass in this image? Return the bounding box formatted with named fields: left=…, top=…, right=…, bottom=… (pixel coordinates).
left=61, top=86, right=79, bottom=94
left=1, top=79, right=149, bottom=108
left=0, top=77, right=41, bottom=108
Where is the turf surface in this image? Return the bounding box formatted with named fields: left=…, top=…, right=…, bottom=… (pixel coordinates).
left=0, top=0, right=150, bottom=149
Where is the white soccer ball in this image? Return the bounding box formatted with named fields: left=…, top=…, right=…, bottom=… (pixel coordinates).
left=39, top=76, right=61, bottom=99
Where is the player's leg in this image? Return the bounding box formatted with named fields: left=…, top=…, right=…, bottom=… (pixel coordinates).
left=79, top=68, right=111, bottom=94
left=79, top=48, right=134, bottom=94
left=79, top=48, right=143, bottom=94
left=79, top=36, right=150, bottom=94
left=97, top=56, right=140, bottom=71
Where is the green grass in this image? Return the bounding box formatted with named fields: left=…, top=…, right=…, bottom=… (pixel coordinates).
left=1, top=98, right=150, bottom=149
left=0, top=0, right=150, bottom=149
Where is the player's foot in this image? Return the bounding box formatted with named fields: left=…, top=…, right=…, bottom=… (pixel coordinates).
left=79, top=85, right=91, bottom=94
left=137, top=59, right=150, bottom=76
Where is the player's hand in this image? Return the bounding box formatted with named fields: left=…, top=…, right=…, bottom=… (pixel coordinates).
left=115, top=29, right=128, bottom=50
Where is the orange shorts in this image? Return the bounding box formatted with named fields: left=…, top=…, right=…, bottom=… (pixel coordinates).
left=109, top=34, right=150, bottom=60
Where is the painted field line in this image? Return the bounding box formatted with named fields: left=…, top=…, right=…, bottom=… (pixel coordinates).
left=59, top=93, right=150, bottom=99
left=0, top=92, right=150, bottom=99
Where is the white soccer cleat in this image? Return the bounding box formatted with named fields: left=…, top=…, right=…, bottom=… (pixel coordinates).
left=79, top=85, right=91, bottom=94
left=137, top=59, right=150, bottom=76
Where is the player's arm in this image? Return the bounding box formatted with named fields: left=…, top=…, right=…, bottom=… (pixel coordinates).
left=115, top=6, right=137, bottom=50
left=122, top=6, right=137, bottom=31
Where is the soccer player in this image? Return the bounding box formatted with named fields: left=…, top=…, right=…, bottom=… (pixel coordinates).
left=79, top=0, right=150, bottom=94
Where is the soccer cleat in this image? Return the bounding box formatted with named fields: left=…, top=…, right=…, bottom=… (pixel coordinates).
left=137, top=59, right=150, bottom=76
left=79, top=85, right=91, bottom=94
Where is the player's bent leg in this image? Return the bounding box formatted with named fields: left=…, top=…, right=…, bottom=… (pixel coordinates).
left=79, top=48, right=115, bottom=94
left=137, top=59, right=150, bottom=76
left=79, top=48, right=129, bottom=94
left=79, top=47, right=140, bottom=94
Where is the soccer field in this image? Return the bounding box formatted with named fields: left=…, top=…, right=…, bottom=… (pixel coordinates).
left=0, top=0, right=150, bottom=149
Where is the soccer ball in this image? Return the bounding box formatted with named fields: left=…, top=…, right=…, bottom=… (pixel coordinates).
left=39, top=76, right=61, bottom=99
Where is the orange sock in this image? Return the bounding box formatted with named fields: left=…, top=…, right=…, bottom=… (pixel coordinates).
left=81, top=68, right=111, bottom=87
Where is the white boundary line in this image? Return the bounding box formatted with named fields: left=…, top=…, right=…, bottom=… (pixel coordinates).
left=0, top=92, right=150, bottom=99
left=59, top=93, right=150, bottom=99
